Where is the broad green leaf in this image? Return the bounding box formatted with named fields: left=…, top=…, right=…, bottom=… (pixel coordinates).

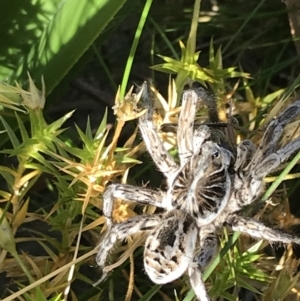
left=6, top=0, right=129, bottom=94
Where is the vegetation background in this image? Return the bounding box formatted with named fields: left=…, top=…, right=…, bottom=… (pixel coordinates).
left=0, top=0, right=300, bottom=300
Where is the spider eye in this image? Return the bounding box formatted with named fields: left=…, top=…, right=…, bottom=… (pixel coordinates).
left=212, top=151, right=220, bottom=159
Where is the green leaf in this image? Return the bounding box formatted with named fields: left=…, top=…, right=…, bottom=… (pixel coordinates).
left=215, top=47, right=223, bottom=70
left=48, top=294, right=63, bottom=301
left=7, top=0, right=129, bottom=94
left=119, top=156, right=142, bottom=164
left=219, top=291, right=236, bottom=301
left=95, top=109, right=108, bottom=140
left=74, top=124, right=94, bottom=154
left=85, top=117, right=93, bottom=140
left=0, top=116, right=20, bottom=148
left=47, top=110, right=74, bottom=134
left=32, top=287, right=48, bottom=301
left=15, top=112, right=29, bottom=142
left=137, top=284, right=162, bottom=301
left=236, top=276, right=262, bottom=294
left=262, top=89, right=285, bottom=104
left=0, top=168, right=15, bottom=187
left=0, top=208, right=16, bottom=254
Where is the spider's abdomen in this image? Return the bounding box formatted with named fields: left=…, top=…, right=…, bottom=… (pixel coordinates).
left=144, top=210, right=197, bottom=284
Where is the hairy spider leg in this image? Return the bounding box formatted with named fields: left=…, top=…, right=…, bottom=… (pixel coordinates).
left=95, top=214, right=162, bottom=284
left=228, top=214, right=300, bottom=244
left=249, top=100, right=300, bottom=172
left=234, top=140, right=256, bottom=171
left=139, top=82, right=178, bottom=182
left=188, top=265, right=211, bottom=301
left=103, top=183, right=166, bottom=228
left=177, top=89, right=202, bottom=167
left=189, top=229, right=218, bottom=301
left=253, top=137, right=300, bottom=179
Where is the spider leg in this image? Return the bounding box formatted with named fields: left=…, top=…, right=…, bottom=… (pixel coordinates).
left=103, top=183, right=167, bottom=227
left=193, top=125, right=211, bottom=157
left=177, top=89, right=209, bottom=166
left=253, top=136, right=300, bottom=179
left=233, top=136, right=300, bottom=209
left=234, top=140, right=256, bottom=171
left=95, top=214, right=162, bottom=283
left=177, top=89, right=214, bottom=167
left=249, top=100, right=300, bottom=170
left=189, top=228, right=218, bottom=301
left=197, top=228, right=219, bottom=269
left=188, top=264, right=211, bottom=301
left=139, top=82, right=179, bottom=181
left=228, top=214, right=300, bottom=244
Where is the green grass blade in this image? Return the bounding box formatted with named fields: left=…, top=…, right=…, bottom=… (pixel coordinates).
left=120, top=0, right=154, bottom=98
left=137, top=284, right=162, bottom=301
left=223, top=0, right=267, bottom=53
left=261, top=151, right=300, bottom=202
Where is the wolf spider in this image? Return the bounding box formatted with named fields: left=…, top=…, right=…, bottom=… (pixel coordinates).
left=96, top=82, right=300, bottom=301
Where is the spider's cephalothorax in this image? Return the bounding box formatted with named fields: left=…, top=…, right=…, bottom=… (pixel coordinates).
left=169, top=139, right=233, bottom=226
left=96, top=82, right=300, bottom=301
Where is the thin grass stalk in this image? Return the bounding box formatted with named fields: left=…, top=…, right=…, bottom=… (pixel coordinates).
left=120, top=0, right=154, bottom=98
left=261, top=151, right=300, bottom=202
left=93, top=44, right=117, bottom=91
left=265, top=172, right=300, bottom=182
left=63, top=216, right=85, bottom=300
left=186, top=0, right=201, bottom=56
left=124, top=253, right=135, bottom=301
left=148, top=17, right=179, bottom=60
left=223, top=0, right=267, bottom=52
left=137, top=284, right=162, bottom=301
